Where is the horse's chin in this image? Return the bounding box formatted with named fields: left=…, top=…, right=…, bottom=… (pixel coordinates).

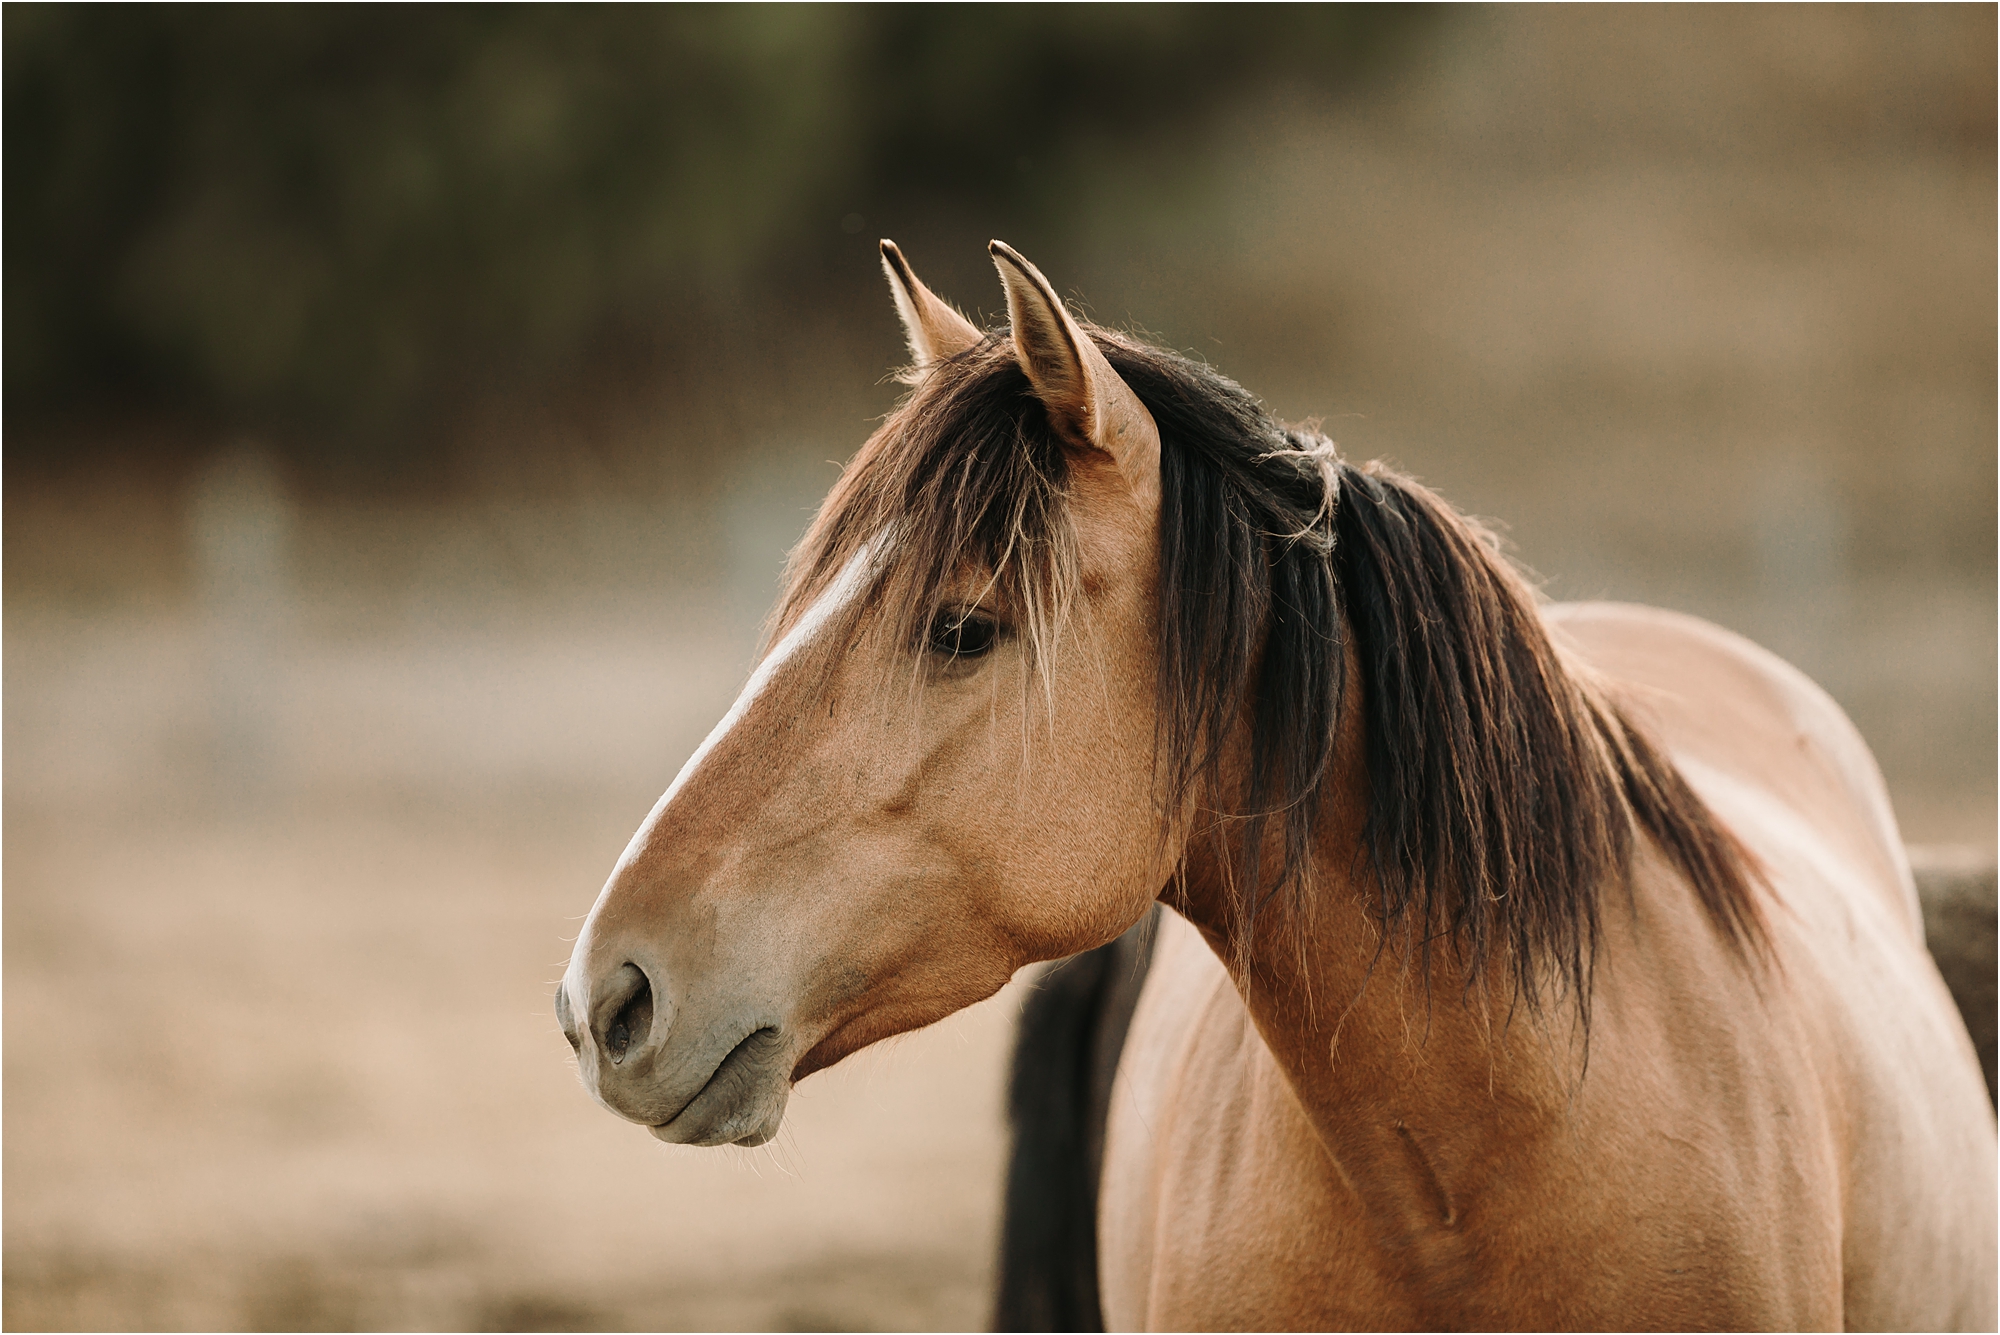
left=647, top=1091, right=786, bottom=1148
left=643, top=1027, right=792, bottom=1148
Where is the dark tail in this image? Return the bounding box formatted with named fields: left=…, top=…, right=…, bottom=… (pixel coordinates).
left=991, top=909, right=1159, bottom=1333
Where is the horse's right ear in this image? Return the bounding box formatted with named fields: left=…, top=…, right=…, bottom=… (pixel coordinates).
left=880, top=240, right=981, bottom=377
left=989, top=240, right=1160, bottom=518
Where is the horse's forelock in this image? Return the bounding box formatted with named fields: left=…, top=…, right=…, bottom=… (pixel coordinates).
left=774, top=338, right=1082, bottom=689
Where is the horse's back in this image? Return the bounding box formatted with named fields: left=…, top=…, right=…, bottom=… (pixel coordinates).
left=1550, top=600, right=1997, bottom=1329
left=1547, top=600, right=1919, bottom=932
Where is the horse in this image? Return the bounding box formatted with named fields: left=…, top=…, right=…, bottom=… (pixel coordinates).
left=555, top=240, right=1997, bottom=1329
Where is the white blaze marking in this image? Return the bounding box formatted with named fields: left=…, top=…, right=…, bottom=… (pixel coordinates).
left=607, top=542, right=878, bottom=883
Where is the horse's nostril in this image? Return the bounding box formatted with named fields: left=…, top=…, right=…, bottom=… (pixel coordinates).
left=594, top=963, right=654, bottom=1064
left=607, top=980, right=652, bottom=1061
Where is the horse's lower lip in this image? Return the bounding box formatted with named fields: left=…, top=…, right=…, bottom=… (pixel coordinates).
left=650, top=1026, right=784, bottom=1142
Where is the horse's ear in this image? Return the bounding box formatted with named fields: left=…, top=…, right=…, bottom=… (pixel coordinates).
left=880, top=240, right=981, bottom=376
left=989, top=240, right=1159, bottom=514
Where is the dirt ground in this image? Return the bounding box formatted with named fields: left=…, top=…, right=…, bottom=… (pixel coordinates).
left=6, top=9, right=1993, bottom=1332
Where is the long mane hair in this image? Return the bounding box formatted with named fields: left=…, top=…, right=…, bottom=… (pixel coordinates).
left=778, top=324, right=1763, bottom=1016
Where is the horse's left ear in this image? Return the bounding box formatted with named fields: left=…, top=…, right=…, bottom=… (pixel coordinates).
left=989, top=241, right=1160, bottom=515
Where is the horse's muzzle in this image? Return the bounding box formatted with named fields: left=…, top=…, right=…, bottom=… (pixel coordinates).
left=558, top=956, right=791, bottom=1148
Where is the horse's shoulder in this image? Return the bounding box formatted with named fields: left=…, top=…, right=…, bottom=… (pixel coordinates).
left=1548, top=604, right=1996, bottom=1327
left=1544, top=600, right=1918, bottom=935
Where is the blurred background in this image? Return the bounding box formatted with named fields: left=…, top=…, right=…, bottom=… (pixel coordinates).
left=5, top=5, right=1993, bottom=1330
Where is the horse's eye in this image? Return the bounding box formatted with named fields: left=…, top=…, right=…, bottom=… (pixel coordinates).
left=927, top=610, right=1000, bottom=660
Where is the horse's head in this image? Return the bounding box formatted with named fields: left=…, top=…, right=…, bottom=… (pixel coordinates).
left=556, top=243, right=1175, bottom=1146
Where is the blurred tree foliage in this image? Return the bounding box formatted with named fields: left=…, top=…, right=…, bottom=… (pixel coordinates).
left=5, top=4, right=1429, bottom=469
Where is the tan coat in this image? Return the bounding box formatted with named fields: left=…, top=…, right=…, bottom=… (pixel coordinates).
left=1101, top=602, right=1996, bottom=1330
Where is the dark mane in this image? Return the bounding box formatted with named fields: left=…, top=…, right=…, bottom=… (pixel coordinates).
left=780, top=326, right=1764, bottom=1014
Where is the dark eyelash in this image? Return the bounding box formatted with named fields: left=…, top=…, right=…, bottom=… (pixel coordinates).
left=926, top=609, right=1000, bottom=660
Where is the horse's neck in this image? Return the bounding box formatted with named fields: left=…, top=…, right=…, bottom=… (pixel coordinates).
left=1169, top=688, right=1580, bottom=1241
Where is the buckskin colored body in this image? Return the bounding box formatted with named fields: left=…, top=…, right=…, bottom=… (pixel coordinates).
left=1102, top=602, right=1995, bottom=1330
